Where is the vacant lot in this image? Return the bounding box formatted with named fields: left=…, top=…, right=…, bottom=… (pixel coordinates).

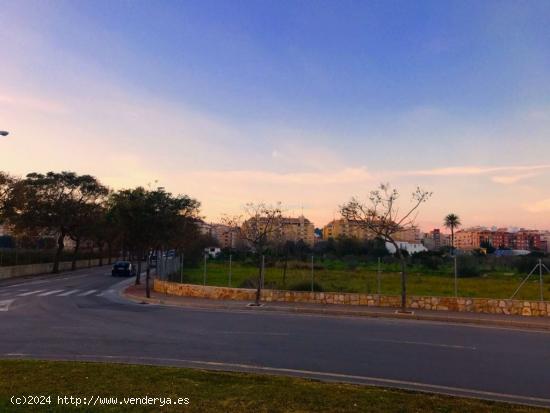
left=0, top=360, right=544, bottom=413
left=178, top=261, right=549, bottom=301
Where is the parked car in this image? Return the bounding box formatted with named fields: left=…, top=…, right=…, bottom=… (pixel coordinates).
left=111, top=261, right=136, bottom=277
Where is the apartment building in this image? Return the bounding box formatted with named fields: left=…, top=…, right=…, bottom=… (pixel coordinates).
left=242, top=215, right=315, bottom=247
left=455, top=227, right=546, bottom=251
left=421, top=229, right=450, bottom=251
left=455, top=229, right=482, bottom=250
left=322, top=219, right=372, bottom=240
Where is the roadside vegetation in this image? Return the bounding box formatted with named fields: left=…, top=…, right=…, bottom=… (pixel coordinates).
left=176, top=243, right=550, bottom=301
left=179, top=259, right=550, bottom=301
left=0, top=360, right=543, bottom=413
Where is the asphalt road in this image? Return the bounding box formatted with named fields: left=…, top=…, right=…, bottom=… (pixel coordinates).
left=1, top=267, right=550, bottom=408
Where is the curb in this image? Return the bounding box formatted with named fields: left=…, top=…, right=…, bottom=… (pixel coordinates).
left=122, top=289, right=550, bottom=331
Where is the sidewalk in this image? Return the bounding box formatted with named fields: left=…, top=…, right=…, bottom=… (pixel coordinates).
left=124, top=283, right=550, bottom=331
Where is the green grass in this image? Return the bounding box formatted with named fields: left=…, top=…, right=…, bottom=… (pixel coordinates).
left=176, top=261, right=550, bottom=301
left=0, top=360, right=544, bottom=412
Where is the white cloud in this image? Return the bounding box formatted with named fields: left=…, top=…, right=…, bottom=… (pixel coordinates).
left=401, top=164, right=550, bottom=177
left=491, top=173, right=539, bottom=184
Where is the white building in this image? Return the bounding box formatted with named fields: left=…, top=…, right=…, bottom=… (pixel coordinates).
left=204, top=246, right=222, bottom=258
left=385, top=241, right=427, bottom=255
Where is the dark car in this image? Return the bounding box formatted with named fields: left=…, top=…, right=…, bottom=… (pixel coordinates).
left=111, top=261, right=136, bottom=277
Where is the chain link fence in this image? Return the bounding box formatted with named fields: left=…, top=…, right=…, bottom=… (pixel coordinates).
left=171, top=252, right=550, bottom=302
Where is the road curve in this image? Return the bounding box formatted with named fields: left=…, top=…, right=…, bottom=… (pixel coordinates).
left=1, top=267, right=550, bottom=408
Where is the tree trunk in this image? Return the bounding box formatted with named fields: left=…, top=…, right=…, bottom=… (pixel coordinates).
left=145, top=260, right=151, bottom=298
left=71, top=237, right=81, bottom=271
left=137, top=257, right=142, bottom=283
left=98, top=242, right=104, bottom=266
left=135, top=251, right=141, bottom=285
left=391, top=240, right=408, bottom=313
left=255, top=255, right=262, bottom=305
left=451, top=228, right=455, bottom=255
left=53, top=231, right=65, bottom=274
left=107, top=242, right=112, bottom=265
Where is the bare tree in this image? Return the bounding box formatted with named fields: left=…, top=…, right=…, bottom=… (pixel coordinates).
left=222, top=202, right=282, bottom=305
left=341, top=183, right=432, bottom=312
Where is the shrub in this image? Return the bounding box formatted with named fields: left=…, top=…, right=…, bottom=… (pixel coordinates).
left=457, top=255, right=481, bottom=277
left=343, top=255, right=359, bottom=270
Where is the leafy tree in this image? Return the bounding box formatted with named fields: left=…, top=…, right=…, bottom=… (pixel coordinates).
left=4, top=172, right=109, bottom=273
left=341, top=183, right=432, bottom=312
left=0, top=172, right=19, bottom=225
left=444, top=213, right=461, bottom=255
left=109, top=186, right=200, bottom=296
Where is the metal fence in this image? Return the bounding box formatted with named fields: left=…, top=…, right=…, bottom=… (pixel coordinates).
left=174, top=253, right=550, bottom=302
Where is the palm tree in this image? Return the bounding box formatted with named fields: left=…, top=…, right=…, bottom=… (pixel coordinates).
left=444, top=213, right=461, bottom=254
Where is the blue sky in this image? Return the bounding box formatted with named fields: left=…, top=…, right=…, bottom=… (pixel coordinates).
left=1, top=0, right=550, bottom=229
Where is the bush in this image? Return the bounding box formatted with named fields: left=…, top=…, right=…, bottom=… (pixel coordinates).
left=411, top=251, right=443, bottom=271
left=457, top=255, right=481, bottom=277
left=343, top=255, right=359, bottom=270
left=289, top=281, right=324, bottom=292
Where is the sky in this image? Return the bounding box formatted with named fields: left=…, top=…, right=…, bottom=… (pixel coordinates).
left=1, top=0, right=550, bottom=231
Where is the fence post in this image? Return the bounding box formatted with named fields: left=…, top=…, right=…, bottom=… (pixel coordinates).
left=203, top=253, right=207, bottom=286
left=229, top=254, right=232, bottom=287
left=540, top=259, right=543, bottom=302
left=377, top=257, right=381, bottom=296
left=180, top=254, right=184, bottom=284
left=311, top=255, right=314, bottom=292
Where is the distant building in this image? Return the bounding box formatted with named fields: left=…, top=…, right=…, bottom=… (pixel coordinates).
left=279, top=216, right=315, bottom=246
left=210, top=224, right=241, bottom=249
left=242, top=215, right=315, bottom=247
left=455, top=227, right=546, bottom=252
left=204, top=247, right=222, bottom=258
left=322, top=219, right=372, bottom=240
left=322, top=218, right=420, bottom=243
left=421, top=228, right=450, bottom=251
left=394, top=227, right=421, bottom=243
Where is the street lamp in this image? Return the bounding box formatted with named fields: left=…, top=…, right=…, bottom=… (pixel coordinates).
left=0, top=131, right=9, bottom=137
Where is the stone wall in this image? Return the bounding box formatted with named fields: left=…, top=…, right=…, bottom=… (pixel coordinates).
left=0, top=258, right=112, bottom=280
left=154, top=279, right=550, bottom=317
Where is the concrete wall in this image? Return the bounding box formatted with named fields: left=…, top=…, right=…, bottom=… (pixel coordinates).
left=0, top=258, right=112, bottom=280
left=154, top=279, right=550, bottom=317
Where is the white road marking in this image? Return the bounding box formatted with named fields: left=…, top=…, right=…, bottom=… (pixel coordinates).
left=362, top=338, right=476, bottom=350
left=96, top=289, right=115, bottom=297
left=216, top=331, right=289, bottom=336
left=78, top=290, right=98, bottom=296
left=0, top=299, right=14, bottom=312
left=38, top=290, right=65, bottom=297
left=17, top=290, right=45, bottom=296
left=58, top=289, right=80, bottom=296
